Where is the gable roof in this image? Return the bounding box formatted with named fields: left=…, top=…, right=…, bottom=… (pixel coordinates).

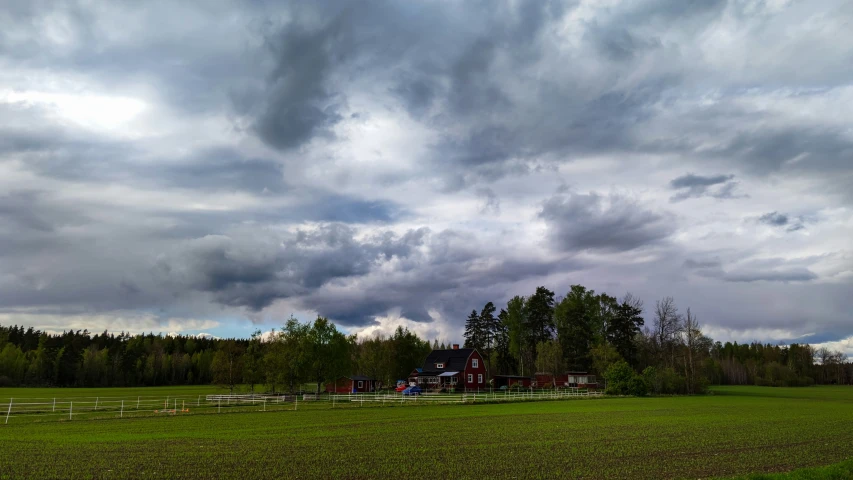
left=349, top=375, right=374, bottom=381
left=421, top=348, right=476, bottom=373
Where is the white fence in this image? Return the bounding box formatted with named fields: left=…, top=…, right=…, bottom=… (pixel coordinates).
left=0, top=388, right=603, bottom=425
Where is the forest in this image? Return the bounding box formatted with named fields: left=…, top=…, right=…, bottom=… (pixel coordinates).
left=0, top=284, right=849, bottom=392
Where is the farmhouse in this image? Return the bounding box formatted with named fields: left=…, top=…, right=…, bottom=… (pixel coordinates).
left=325, top=375, right=377, bottom=393
left=416, top=345, right=486, bottom=392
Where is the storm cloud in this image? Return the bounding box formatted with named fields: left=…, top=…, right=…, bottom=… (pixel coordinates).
left=0, top=0, right=852, bottom=351
left=540, top=192, right=675, bottom=252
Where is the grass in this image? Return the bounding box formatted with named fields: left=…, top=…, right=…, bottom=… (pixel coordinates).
left=0, top=386, right=850, bottom=479
left=734, top=459, right=853, bottom=479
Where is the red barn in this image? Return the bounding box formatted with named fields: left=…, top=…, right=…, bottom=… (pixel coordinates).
left=325, top=376, right=376, bottom=393
left=533, top=372, right=555, bottom=387
left=416, top=345, right=487, bottom=392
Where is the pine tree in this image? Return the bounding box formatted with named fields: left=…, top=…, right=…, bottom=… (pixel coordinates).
left=463, top=310, right=482, bottom=350
left=607, top=293, right=644, bottom=367
left=524, top=286, right=555, bottom=354
left=479, top=302, right=498, bottom=374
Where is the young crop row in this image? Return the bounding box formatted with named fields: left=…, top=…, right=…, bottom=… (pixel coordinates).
left=0, top=387, right=851, bottom=479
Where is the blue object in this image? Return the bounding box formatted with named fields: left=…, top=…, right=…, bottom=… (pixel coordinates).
left=402, top=386, right=422, bottom=396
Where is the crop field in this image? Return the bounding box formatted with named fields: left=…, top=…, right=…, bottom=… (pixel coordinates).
left=0, top=386, right=851, bottom=479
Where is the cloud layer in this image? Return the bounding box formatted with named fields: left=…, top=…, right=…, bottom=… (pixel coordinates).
left=1, top=0, right=852, bottom=351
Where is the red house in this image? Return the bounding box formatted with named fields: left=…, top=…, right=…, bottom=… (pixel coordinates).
left=325, top=375, right=376, bottom=393
left=416, top=345, right=487, bottom=392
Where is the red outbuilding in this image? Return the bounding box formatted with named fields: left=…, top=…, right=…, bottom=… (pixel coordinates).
left=492, top=375, right=533, bottom=389
left=325, top=375, right=377, bottom=393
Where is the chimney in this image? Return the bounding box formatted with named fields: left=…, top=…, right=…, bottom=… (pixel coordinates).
left=452, top=344, right=459, bottom=350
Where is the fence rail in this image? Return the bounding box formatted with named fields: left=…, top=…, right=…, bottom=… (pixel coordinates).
left=0, top=388, right=603, bottom=425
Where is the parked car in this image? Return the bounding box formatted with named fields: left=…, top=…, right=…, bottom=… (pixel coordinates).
left=395, top=384, right=408, bottom=392
left=402, top=386, right=422, bottom=396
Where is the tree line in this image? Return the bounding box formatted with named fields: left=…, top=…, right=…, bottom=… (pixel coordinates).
left=462, top=285, right=851, bottom=393
left=0, top=319, right=431, bottom=393
left=1, top=285, right=850, bottom=391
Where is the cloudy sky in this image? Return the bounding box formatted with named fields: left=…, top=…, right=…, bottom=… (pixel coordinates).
left=1, top=0, right=851, bottom=353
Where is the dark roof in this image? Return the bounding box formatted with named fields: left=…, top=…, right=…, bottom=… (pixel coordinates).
left=493, top=375, right=532, bottom=379
left=349, top=375, right=374, bottom=381
left=421, top=348, right=476, bottom=374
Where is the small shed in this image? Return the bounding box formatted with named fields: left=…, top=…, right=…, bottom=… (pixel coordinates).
left=325, top=375, right=377, bottom=393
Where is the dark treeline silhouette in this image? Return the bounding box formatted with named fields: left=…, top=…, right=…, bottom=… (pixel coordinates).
left=463, top=285, right=851, bottom=393
left=0, top=326, right=232, bottom=387
left=1, top=284, right=850, bottom=391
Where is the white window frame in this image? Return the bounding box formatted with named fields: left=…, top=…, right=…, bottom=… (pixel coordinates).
left=436, top=363, right=444, bottom=369
left=478, top=374, right=483, bottom=384
left=450, top=377, right=457, bottom=384
left=472, top=358, right=478, bottom=368
left=467, top=374, right=473, bottom=383
left=358, top=381, right=363, bottom=389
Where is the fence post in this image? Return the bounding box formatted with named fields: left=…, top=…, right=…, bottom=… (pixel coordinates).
left=295, top=395, right=298, bottom=411
left=121, top=400, right=124, bottom=418
left=198, top=395, right=201, bottom=406
left=53, top=398, right=56, bottom=413
left=263, top=399, right=266, bottom=412
left=137, top=397, right=140, bottom=410
left=218, top=397, right=221, bottom=413
left=95, top=397, right=99, bottom=411
left=5, top=398, right=12, bottom=424
left=69, top=401, right=73, bottom=421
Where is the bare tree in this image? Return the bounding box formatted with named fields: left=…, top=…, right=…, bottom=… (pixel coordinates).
left=654, top=297, right=683, bottom=368
left=621, top=292, right=644, bottom=312
left=682, top=308, right=702, bottom=394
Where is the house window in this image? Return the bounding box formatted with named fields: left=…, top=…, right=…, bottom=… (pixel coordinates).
left=468, top=374, right=473, bottom=383
left=478, top=374, right=483, bottom=384
left=472, top=358, right=478, bottom=368
left=450, top=377, right=457, bottom=384
left=358, top=381, right=363, bottom=388
left=436, top=363, right=444, bottom=369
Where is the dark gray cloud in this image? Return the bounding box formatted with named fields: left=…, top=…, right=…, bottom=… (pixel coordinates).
left=685, top=256, right=820, bottom=283
left=723, top=268, right=818, bottom=283
left=539, top=192, right=675, bottom=252
left=758, top=211, right=806, bottom=232
left=669, top=173, right=744, bottom=202
left=153, top=224, right=574, bottom=325
left=155, top=224, right=426, bottom=311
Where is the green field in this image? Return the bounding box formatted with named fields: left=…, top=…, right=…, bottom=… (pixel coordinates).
left=0, top=386, right=851, bottom=479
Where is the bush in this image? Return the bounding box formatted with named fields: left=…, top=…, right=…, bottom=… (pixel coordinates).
left=604, top=361, right=644, bottom=396
left=627, top=375, right=649, bottom=396
left=643, top=366, right=690, bottom=394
